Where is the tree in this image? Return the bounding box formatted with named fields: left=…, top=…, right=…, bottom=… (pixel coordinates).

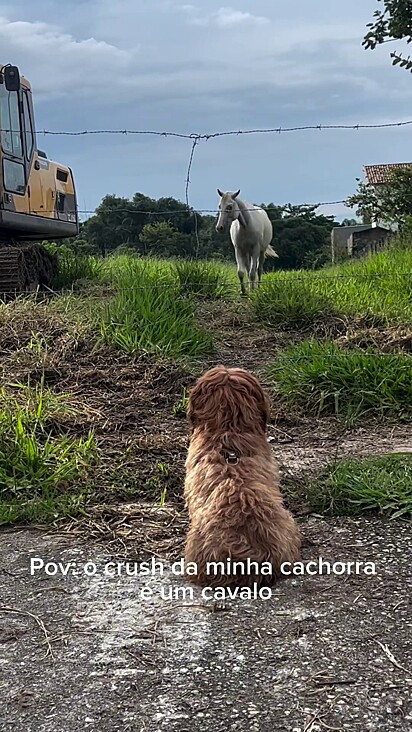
left=346, top=168, right=412, bottom=225
left=363, top=0, right=412, bottom=71
left=139, top=222, right=193, bottom=257
left=262, top=204, right=335, bottom=270
left=81, top=193, right=196, bottom=256
left=82, top=195, right=139, bottom=256
left=79, top=193, right=340, bottom=267
left=341, top=217, right=360, bottom=226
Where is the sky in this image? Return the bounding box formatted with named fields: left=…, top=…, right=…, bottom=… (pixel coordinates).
left=1, top=0, right=412, bottom=221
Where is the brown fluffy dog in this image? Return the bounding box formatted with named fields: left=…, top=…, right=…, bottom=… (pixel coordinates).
left=183, top=365, right=301, bottom=588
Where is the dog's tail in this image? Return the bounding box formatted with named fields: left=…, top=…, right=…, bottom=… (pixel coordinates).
left=265, top=244, right=279, bottom=258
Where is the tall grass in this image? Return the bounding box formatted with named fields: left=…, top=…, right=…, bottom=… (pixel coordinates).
left=45, top=244, right=102, bottom=289
left=307, top=453, right=412, bottom=518
left=253, top=276, right=337, bottom=327
left=255, top=247, right=412, bottom=327
left=101, top=258, right=213, bottom=357
left=266, top=340, right=412, bottom=423
left=99, top=253, right=173, bottom=286
left=0, top=381, right=97, bottom=525
left=173, top=259, right=234, bottom=299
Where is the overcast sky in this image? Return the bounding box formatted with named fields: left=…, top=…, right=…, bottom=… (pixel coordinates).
left=2, top=0, right=412, bottom=220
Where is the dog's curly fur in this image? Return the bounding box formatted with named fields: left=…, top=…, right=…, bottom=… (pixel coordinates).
left=183, top=365, right=301, bottom=588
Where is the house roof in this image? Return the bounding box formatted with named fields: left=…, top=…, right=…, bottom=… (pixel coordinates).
left=351, top=226, right=391, bottom=238
left=364, top=162, right=412, bottom=185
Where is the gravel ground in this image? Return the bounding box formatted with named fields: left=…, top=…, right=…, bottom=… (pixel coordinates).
left=1, top=516, right=411, bottom=732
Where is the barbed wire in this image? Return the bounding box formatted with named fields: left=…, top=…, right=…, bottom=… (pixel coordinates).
left=1, top=270, right=412, bottom=300
left=2, top=118, right=412, bottom=138
left=3, top=114, right=407, bottom=221
left=0, top=112, right=404, bottom=248
left=93, top=272, right=411, bottom=284
left=13, top=201, right=350, bottom=219
left=82, top=201, right=348, bottom=214
left=184, top=136, right=201, bottom=257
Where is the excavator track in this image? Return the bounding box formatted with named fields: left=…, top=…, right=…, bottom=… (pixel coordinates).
left=0, top=243, right=58, bottom=298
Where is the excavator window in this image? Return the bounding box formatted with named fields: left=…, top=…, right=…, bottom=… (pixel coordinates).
left=0, top=85, right=22, bottom=158
left=22, top=91, right=34, bottom=161
left=3, top=158, right=25, bottom=193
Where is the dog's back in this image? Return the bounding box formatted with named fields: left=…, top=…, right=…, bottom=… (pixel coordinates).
left=184, top=430, right=301, bottom=588
left=183, top=365, right=301, bottom=588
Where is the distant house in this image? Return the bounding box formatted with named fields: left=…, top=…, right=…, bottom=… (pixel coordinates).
left=331, top=223, right=392, bottom=263
left=331, top=224, right=371, bottom=263
left=364, top=162, right=412, bottom=186
left=363, top=162, right=412, bottom=231
left=347, top=226, right=391, bottom=258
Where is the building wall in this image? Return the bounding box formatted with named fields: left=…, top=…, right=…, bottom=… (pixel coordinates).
left=331, top=224, right=371, bottom=264
left=349, top=228, right=391, bottom=258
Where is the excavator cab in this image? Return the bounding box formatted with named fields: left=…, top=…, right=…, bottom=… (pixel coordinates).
left=0, top=64, right=79, bottom=293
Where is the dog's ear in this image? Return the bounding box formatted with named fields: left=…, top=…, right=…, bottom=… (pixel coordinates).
left=260, top=389, right=271, bottom=431
left=187, top=380, right=202, bottom=428
left=187, top=372, right=223, bottom=429
left=245, top=372, right=271, bottom=432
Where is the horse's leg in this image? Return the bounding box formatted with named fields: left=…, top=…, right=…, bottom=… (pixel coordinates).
left=257, top=250, right=265, bottom=286
left=249, top=246, right=260, bottom=292
left=235, top=249, right=247, bottom=297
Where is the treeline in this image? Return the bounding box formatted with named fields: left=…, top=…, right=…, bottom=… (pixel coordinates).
left=69, top=193, right=353, bottom=270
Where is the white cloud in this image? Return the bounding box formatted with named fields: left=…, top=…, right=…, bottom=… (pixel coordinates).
left=213, top=8, right=269, bottom=27
left=0, top=2, right=410, bottom=121
left=179, top=5, right=269, bottom=28
left=0, top=16, right=137, bottom=101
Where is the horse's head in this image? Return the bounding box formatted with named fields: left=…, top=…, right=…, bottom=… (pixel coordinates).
left=216, top=189, right=241, bottom=233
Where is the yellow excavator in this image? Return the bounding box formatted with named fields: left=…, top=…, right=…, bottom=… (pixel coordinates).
left=0, top=64, right=79, bottom=294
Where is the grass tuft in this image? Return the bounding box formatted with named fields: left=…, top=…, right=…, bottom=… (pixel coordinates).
left=45, top=243, right=103, bottom=289
left=255, top=248, right=412, bottom=328
left=101, top=258, right=213, bottom=358
left=0, top=380, right=97, bottom=525
left=253, top=276, right=337, bottom=328
left=173, top=259, right=233, bottom=300
left=267, top=340, right=412, bottom=424
left=307, top=453, right=412, bottom=518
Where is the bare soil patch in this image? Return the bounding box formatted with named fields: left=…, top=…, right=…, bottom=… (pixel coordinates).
left=1, top=296, right=411, bottom=547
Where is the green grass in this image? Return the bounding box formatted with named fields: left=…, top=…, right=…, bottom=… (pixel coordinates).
left=253, top=276, right=337, bottom=327
left=0, top=381, right=97, bottom=525
left=172, top=387, right=189, bottom=416
left=101, top=258, right=213, bottom=357
left=45, top=243, right=103, bottom=289
left=307, top=453, right=412, bottom=518
left=173, top=259, right=234, bottom=299
left=267, top=340, right=412, bottom=423
left=99, top=253, right=174, bottom=286
left=255, top=247, right=412, bottom=327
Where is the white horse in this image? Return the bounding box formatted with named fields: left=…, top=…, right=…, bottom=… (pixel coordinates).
left=216, top=189, right=278, bottom=296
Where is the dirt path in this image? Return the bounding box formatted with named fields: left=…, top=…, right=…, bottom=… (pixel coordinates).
left=196, top=300, right=412, bottom=481
left=1, top=297, right=412, bottom=730
left=1, top=518, right=411, bottom=732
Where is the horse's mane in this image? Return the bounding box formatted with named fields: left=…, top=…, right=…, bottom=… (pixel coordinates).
left=235, top=196, right=254, bottom=228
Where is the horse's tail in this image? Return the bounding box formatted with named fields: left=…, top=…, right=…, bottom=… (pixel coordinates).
left=265, top=244, right=279, bottom=258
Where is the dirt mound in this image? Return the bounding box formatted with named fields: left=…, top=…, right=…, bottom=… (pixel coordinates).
left=337, top=324, right=412, bottom=352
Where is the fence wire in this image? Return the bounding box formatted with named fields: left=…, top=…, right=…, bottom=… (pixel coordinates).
left=7, top=201, right=350, bottom=217
left=2, top=118, right=412, bottom=138
left=1, top=268, right=412, bottom=299
left=3, top=114, right=407, bottom=219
